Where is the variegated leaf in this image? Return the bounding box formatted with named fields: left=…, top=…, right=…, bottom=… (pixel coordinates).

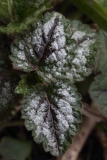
left=18, top=78, right=82, bottom=156
left=10, top=12, right=98, bottom=83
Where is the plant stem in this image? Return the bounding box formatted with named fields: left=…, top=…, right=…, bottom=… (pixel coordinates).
left=71, top=0, right=107, bottom=31
left=7, top=0, right=14, bottom=21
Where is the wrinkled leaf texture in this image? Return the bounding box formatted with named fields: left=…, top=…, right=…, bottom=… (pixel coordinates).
left=11, top=12, right=98, bottom=83
left=10, top=11, right=98, bottom=156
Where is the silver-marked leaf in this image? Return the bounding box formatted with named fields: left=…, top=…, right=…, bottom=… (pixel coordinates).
left=70, top=20, right=98, bottom=81
left=10, top=12, right=98, bottom=83
left=89, top=73, right=107, bottom=116
left=20, top=79, right=82, bottom=156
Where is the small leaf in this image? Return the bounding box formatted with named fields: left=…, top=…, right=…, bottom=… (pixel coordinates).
left=16, top=73, right=43, bottom=95
left=70, top=20, right=98, bottom=81
left=19, top=78, right=82, bottom=156
left=0, top=137, right=32, bottom=160
left=0, top=0, right=14, bottom=21
left=94, top=29, right=107, bottom=73
left=89, top=73, right=107, bottom=116
left=11, top=12, right=98, bottom=83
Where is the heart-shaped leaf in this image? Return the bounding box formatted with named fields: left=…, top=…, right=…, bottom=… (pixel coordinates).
left=11, top=12, right=98, bottom=83
left=17, top=77, right=82, bottom=156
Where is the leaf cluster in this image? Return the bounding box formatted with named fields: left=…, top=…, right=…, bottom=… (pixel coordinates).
left=1, top=0, right=107, bottom=158
left=9, top=11, right=98, bottom=156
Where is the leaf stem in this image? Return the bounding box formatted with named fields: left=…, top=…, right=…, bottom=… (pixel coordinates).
left=7, top=0, right=14, bottom=21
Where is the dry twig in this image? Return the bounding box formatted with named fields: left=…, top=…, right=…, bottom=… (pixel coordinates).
left=57, top=116, right=96, bottom=160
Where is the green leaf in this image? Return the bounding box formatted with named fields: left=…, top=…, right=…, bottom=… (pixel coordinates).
left=89, top=73, right=107, bottom=116
left=10, top=12, right=98, bottom=83
left=16, top=73, right=43, bottom=95
left=69, top=20, right=98, bottom=81
left=12, top=0, right=51, bottom=21
left=71, top=0, right=107, bottom=32
left=94, top=29, right=107, bottom=73
left=0, top=0, right=14, bottom=22
left=0, top=0, right=52, bottom=33
left=0, top=137, right=32, bottom=160
left=19, top=78, right=82, bottom=156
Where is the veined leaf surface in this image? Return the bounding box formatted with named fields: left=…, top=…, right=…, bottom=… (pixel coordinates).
left=11, top=12, right=98, bottom=82
left=18, top=78, right=82, bottom=156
